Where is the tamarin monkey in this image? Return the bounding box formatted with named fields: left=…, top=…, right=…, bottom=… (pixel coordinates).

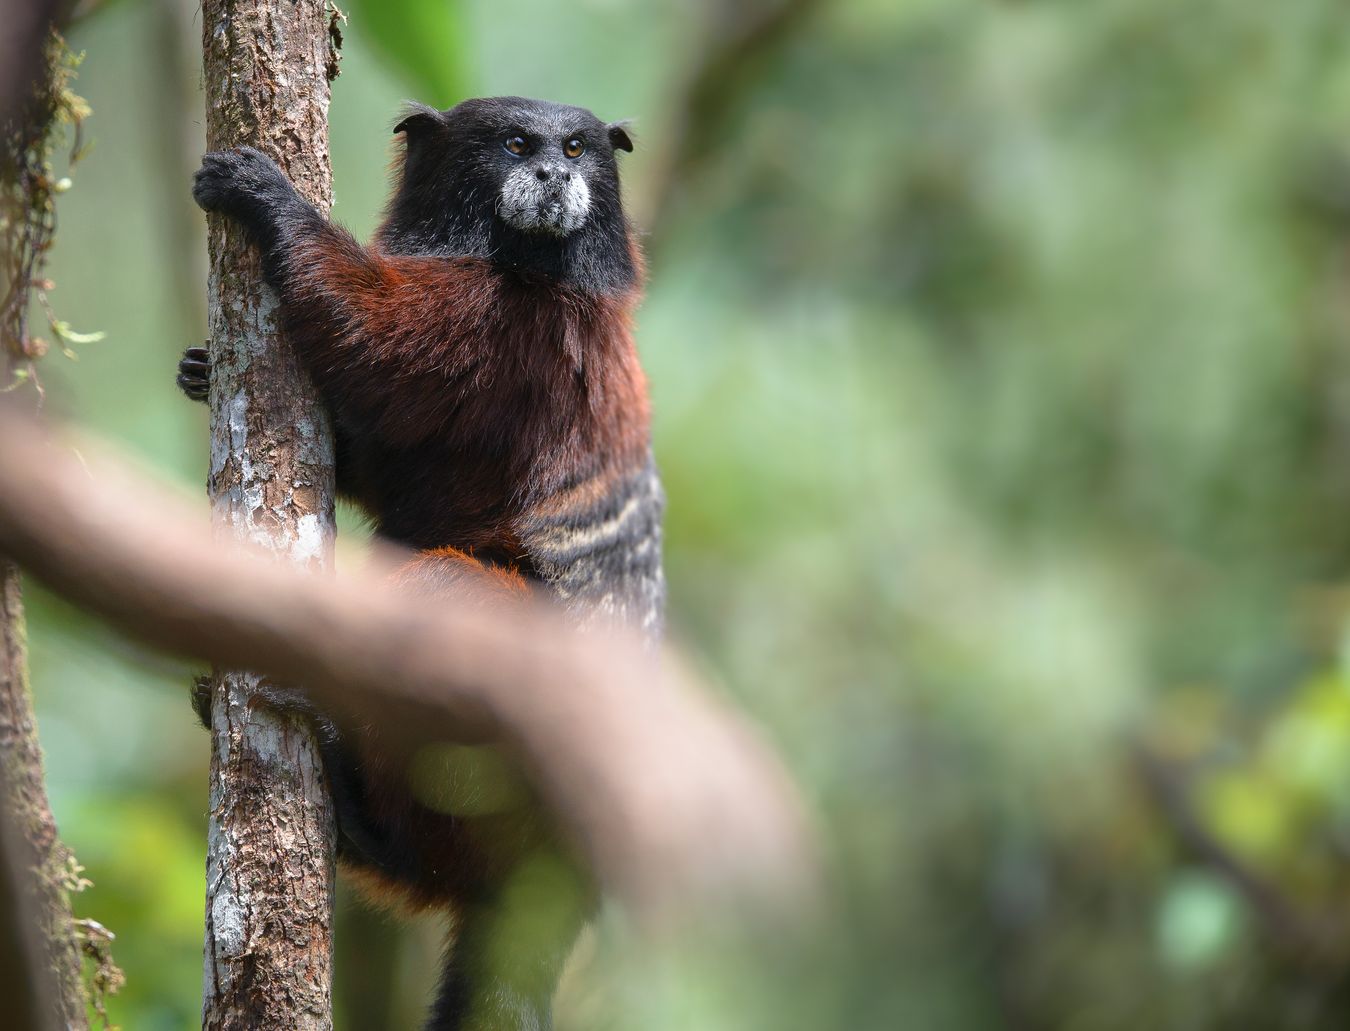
left=178, top=97, right=664, bottom=1029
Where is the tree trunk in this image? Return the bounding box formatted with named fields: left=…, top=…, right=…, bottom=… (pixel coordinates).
left=0, top=770, right=53, bottom=1031
left=0, top=560, right=87, bottom=1030
left=1, top=16, right=91, bottom=1028
left=198, top=2, right=339, bottom=1028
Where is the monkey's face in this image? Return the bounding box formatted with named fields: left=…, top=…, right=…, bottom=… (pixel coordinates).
left=494, top=127, right=595, bottom=237
left=479, top=101, right=632, bottom=238
left=390, top=98, right=637, bottom=285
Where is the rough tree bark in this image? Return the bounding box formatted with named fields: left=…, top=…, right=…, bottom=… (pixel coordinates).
left=198, top=2, right=340, bottom=1028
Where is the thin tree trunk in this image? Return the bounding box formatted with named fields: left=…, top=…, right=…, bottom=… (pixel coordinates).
left=198, top=2, right=340, bottom=1028
left=0, top=769, right=53, bottom=1031
left=0, top=561, right=86, bottom=1030
left=1, top=15, right=90, bottom=1028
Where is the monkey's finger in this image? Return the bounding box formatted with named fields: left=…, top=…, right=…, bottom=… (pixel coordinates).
left=176, top=372, right=209, bottom=400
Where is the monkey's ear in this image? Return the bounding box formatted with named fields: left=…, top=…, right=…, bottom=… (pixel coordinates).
left=394, top=102, right=447, bottom=137
left=607, top=121, right=635, bottom=153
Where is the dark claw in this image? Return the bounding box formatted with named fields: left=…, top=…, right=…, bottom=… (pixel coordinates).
left=178, top=344, right=210, bottom=402
left=177, top=374, right=207, bottom=401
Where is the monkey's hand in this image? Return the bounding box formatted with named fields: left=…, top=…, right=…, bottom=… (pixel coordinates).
left=193, top=147, right=298, bottom=219
left=191, top=147, right=305, bottom=251
left=177, top=345, right=209, bottom=403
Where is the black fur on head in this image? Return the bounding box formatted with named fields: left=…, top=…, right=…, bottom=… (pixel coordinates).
left=379, top=96, right=638, bottom=294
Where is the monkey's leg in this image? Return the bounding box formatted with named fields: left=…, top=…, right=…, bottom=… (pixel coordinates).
left=394, top=549, right=586, bottom=1031
left=426, top=852, right=592, bottom=1031
left=191, top=671, right=411, bottom=879
left=390, top=547, right=533, bottom=605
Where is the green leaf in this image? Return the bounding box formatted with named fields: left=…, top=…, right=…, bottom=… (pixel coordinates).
left=50, top=319, right=105, bottom=344
left=347, top=0, right=472, bottom=107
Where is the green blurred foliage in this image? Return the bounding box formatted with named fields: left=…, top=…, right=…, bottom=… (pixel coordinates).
left=23, top=0, right=1350, bottom=1026
left=346, top=0, right=471, bottom=107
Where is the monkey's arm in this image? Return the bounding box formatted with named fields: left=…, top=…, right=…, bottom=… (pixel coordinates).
left=193, top=149, right=491, bottom=444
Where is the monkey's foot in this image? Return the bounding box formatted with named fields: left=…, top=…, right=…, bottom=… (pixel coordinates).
left=192, top=676, right=328, bottom=732
left=249, top=679, right=345, bottom=748
left=190, top=674, right=212, bottom=729
left=177, top=345, right=209, bottom=402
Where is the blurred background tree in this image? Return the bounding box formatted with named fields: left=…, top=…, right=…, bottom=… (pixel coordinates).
left=25, top=0, right=1350, bottom=1026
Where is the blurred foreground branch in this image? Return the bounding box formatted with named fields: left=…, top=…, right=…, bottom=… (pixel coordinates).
left=0, top=407, right=821, bottom=931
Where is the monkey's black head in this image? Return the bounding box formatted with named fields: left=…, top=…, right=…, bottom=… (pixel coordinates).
left=380, top=96, right=638, bottom=294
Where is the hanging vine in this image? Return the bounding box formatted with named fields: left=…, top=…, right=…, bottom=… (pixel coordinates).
left=0, top=29, right=99, bottom=399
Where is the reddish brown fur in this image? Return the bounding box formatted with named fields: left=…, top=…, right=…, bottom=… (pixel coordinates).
left=278, top=230, right=649, bottom=560
left=267, top=222, right=652, bottom=912
left=190, top=125, right=658, bottom=1024
left=346, top=744, right=558, bottom=914
left=391, top=547, right=533, bottom=604
left=347, top=549, right=557, bottom=915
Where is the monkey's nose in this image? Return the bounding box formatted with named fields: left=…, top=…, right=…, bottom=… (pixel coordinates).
left=535, top=165, right=571, bottom=182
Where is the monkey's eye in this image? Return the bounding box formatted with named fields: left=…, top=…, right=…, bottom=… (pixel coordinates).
left=563, top=137, right=586, bottom=159
left=503, top=135, right=529, bottom=156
